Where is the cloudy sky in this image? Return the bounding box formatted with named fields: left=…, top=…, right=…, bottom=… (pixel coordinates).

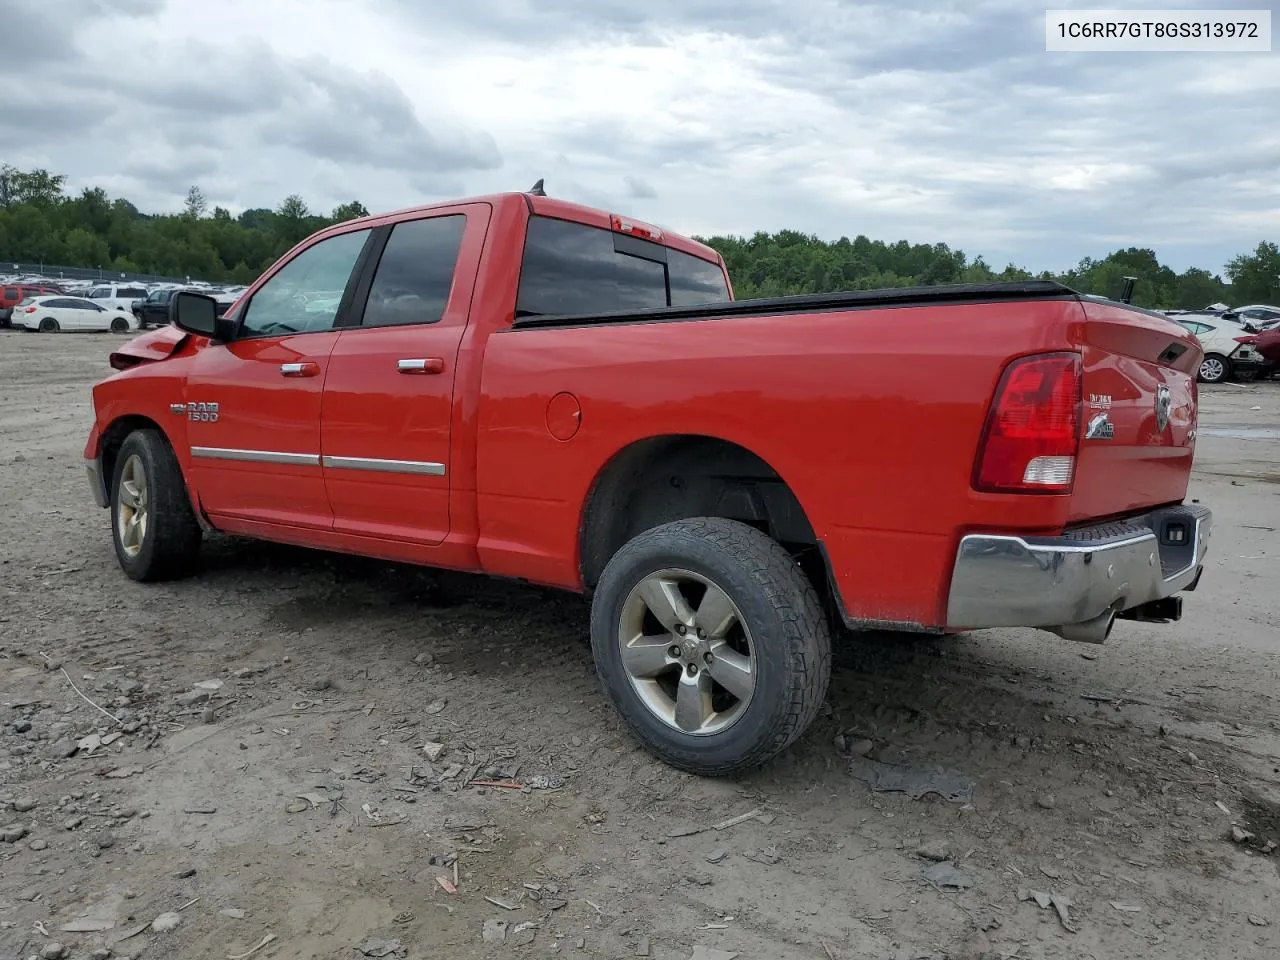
left=5, top=0, right=1277, bottom=273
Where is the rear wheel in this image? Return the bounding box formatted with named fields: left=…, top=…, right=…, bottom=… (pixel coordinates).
left=590, top=517, right=831, bottom=776
left=110, top=316, right=130, bottom=333
left=38, top=317, right=59, bottom=333
left=1198, top=353, right=1230, bottom=383
left=110, top=430, right=203, bottom=581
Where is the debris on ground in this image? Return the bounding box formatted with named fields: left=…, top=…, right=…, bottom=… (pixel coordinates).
left=848, top=757, right=974, bottom=804
left=1019, top=889, right=1075, bottom=932
left=923, top=860, right=973, bottom=889
left=482, top=919, right=509, bottom=944
left=1248, top=915, right=1269, bottom=927
left=357, top=938, right=404, bottom=957
left=227, top=933, right=277, bottom=959
left=151, top=911, right=182, bottom=932
left=915, top=843, right=950, bottom=862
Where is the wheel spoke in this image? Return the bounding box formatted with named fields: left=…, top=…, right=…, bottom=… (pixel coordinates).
left=674, top=670, right=713, bottom=733
left=119, top=480, right=140, bottom=508
left=707, top=642, right=754, bottom=701
left=621, top=635, right=676, bottom=679
left=637, top=576, right=695, bottom=632
left=694, top=584, right=737, bottom=639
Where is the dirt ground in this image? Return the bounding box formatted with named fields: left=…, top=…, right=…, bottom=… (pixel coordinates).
left=1, top=331, right=1278, bottom=960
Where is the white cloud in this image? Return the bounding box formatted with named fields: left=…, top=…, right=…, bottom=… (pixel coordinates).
left=2, top=0, right=1277, bottom=272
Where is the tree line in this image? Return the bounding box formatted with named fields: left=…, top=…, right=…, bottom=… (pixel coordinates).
left=1, top=163, right=1276, bottom=308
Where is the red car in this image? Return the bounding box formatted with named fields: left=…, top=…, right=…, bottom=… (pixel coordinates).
left=83, top=188, right=1213, bottom=775
left=1, top=281, right=63, bottom=326
left=1249, top=328, right=1280, bottom=379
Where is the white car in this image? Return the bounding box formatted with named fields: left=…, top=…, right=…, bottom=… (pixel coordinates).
left=85, top=282, right=150, bottom=313
left=1171, top=314, right=1265, bottom=383
left=13, top=295, right=138, bottom=334
left=1225, top=304, right=1280, bottom=331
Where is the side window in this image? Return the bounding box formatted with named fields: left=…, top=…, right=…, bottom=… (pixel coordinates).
left=517, top=216, right=667, bottom=317
left=88, top=287, right=109, bottom=299
left=361, top=215, right=466, bottom=328
left=2, top=286, right=17, bottom=300
left=239, top=228, right=371, bottom=338
left=669, top=249, right=730, bottom=307
left=119, top=287, right=146, bottom=299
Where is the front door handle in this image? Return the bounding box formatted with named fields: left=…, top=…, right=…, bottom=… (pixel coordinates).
left=398, top=358, right=445, bottom=375
left=280, top=362, right=320, bottom=377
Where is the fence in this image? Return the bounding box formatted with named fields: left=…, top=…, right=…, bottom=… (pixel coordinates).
left=1, top=260, right=193, bottom=285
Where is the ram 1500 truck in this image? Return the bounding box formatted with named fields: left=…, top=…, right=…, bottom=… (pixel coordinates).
left=84, top=189, right=1213, bottom=775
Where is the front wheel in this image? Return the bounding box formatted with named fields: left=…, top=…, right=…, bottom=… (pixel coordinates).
left=110, top=430, right=203, bottom=581
left=1198, top=353, right=1230, bottom=383
left=590, top=517, right=831, bottom=776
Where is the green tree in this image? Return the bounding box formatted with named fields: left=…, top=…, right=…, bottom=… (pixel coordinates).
left=1225, top=242, right=1280, bottom=304
left=184, top=186, right=208, bottom=219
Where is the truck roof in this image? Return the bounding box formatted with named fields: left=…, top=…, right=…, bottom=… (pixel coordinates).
left=343, top=191, right=725, bottom=266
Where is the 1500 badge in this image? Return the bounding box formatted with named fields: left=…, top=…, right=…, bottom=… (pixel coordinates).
left=187, top=402, right=220, bottom=423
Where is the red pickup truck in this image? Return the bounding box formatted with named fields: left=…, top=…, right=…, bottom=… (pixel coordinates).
left=84, top=188, right=1213, bottom=775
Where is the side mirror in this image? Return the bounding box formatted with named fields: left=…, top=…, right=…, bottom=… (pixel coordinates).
left=171, top=291, right=235, bottom=340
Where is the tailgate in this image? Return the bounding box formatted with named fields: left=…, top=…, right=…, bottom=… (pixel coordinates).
left=1070, top=300, right=1202, bottom=523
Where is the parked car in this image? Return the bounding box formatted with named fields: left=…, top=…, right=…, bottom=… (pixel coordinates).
left=1251, top=326, right=1280, bottom=379
left=1, top=281, right=63, bottom=327
left=1170, top=314, right=1265, bottom=382
left=82, top=188, right=1213, bottom=775
left=13, top=295, right=137, bottom=333
left=132, top=287, right=187, bottom=329
left=86, top=283, right=150, bottom=313
left=1224, top=304, right=1280, bottom=331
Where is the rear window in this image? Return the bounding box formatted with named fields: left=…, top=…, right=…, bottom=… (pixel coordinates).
left=669, top=249, right=730, bottom=307
left=516, top=216, right=727, bottom=318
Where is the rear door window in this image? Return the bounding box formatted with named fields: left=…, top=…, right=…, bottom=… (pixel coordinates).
left=359, top=215, right=467, bottom=328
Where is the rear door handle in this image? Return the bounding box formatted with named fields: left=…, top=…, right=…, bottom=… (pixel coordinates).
left=280, top=362, right=320, bottom=377
left=398, top=358, right=445, bottom=375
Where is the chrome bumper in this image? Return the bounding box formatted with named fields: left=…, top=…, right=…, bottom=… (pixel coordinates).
left=86, top=458, right=109, bottom=508
left=946, top=505, right=1211, bottom=639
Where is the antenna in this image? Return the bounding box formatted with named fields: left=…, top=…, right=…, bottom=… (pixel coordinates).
left=1119, top=276, right=1137, bottom=304
left=527, top=179, right=546, bottom=197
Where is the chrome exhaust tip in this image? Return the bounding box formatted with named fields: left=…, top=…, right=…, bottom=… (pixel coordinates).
left=1046, top=606, right=1119, bottom=645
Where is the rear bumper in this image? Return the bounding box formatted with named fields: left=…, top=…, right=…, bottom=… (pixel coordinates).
left=946, top=504, right=1211, bottom=639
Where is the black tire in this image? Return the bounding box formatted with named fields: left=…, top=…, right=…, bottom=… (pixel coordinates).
left=590, top=517, right=831, bottom=776
left=110, top=429, right=203, bottom=582
left=1198, top=353, right=1230, bottom=383
left=110, top=316, right=130, bottom=333
left=38, top=317, right=59, bottom=333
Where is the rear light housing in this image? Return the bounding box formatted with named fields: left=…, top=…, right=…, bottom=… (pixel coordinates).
left=610, top=214, right=663, bottom=242
left=23, top=306, right=36, bottom=313
left=973, top=352, right=1083, bottom=494
left=1234, top=335, right=1258, bottom=345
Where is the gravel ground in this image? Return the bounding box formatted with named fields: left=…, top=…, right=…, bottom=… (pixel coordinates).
left=1, top=331, right=1278, bottom=960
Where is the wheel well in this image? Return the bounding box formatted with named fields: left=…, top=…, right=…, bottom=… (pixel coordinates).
left=579, top=435, right=831, bottom=606
left=99, top=415, right=165, bottom=488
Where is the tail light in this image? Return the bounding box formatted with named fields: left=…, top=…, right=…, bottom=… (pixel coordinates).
left=23, top=306, right=36, bottom=313
left=1234, top=335, right=1258, bottom=345
left=974, top=352, right=1082, bottom=494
